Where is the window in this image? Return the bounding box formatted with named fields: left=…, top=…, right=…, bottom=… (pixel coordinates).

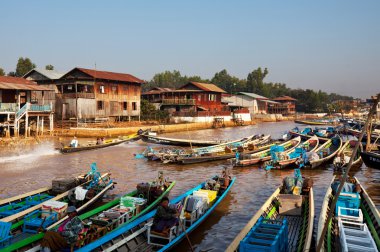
left=111, top=85, right=118, bottom=95
left=208, top=94, right=216, bottom=101
left=99, top=85, right=105, bottom=94
left=68, top=85, right=73, bottom=90
left=97, top=101, right=104, bottom=110
left=197, top=95, right=201, bottom=102
left=123, top=102, right=128, bottom=110
left=132, top=102, right=137, bottom=111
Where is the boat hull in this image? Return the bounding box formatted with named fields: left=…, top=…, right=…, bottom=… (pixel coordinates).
left=360, top=151, right=380, bottom=169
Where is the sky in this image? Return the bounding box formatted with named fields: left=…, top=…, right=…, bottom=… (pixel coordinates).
left=1, top=1, right=379, bottom=98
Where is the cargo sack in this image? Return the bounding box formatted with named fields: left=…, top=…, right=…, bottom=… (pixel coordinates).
left=52, top=177, right=79, bottom=195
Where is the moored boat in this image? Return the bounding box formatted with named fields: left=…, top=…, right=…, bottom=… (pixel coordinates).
left=75, top=169, right=236, bottom=251
left=226, top=169, right=314, bottom=252
left=360, top=150, right=380, bottom=169
left=306, top=135, right=342, bottom=169
left=60, top=133, right=141, bottom=154
left=140, top=132, right=227, bottom=147
left=316, top=176, right=380, bottom=251
left=4, top=173, right=176, bottom=252
left=270, top=135, right=319, bottom=170
left=175, top=134, right=271, bottom=164
left=333, top=140, right=363, bottom=169
left=233, top=136, right=301, bottom=167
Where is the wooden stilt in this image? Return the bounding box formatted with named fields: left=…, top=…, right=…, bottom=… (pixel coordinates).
left=41, top=117, right=44, bottom=136
left=50, top=113, right=54, bottom=135
left=25, top=113, right=28, bottom=137
left=36, top=116, right=40, bottom=136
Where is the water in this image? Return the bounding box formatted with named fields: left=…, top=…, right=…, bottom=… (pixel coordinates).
left=0, top=121, right=379, bottom=251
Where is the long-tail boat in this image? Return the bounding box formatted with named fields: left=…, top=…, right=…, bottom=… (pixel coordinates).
left=233, top=136, right=301, bottom=167
left=60, top=133, right=142, bottom=154
left=269, top=135, right=319, bottom=170
left=360, top=150, right=380, bottom=169
left=3, top=172, right=175, bottom=252
left=75, top=170, right=235, bottom=251
left=140, top=133, right=227, bottom=147
left=306, top=135, right=342, bottom=169
left=226, top=169, right=314, bottom=252
left=333, top=140, right=363, bottom=169
left=174, top=134, right=271, bottom=164
left=317, top=176, right=380, bottom=251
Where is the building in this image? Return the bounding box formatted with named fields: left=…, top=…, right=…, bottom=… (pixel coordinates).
left=53, top=67, right=144, bottom=121
left=142, top=82, right=228, bottom=117
left=222, top=92, right=269, bottom=115
left=24, top=68, right=64, bottom=111
left=270, top=96, right=297, bottom=115
left=0, top=76, right=54, bottom=136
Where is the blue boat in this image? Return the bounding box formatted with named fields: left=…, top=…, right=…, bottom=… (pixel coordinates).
left=76, top=172, right=236, bottom=251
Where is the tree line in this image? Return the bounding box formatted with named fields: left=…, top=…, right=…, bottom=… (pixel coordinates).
left=146, top=68, right=354, bottom=113
left=0, top=57, right=353, bottom=113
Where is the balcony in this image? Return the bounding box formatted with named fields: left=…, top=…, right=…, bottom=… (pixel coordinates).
left=58, top=93, right=95, bottom=99
left=162, top=99, right=195, bottom=105
left=0, top=103, right=18, bottom=112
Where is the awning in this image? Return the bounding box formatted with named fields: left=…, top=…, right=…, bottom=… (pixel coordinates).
left=0, top=82, right=54, bottom=91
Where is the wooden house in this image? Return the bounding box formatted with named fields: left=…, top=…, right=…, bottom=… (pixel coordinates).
left=0, top=76, right=54, bottom=137
left=142, top=82, right=228, bottom=116
left=270, top=96, right=297, bottom=115
left=53, top=68, right=144, bottom=121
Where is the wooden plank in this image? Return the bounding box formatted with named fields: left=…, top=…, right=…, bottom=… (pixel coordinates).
left=103, top=225, right=147, bottom=252
left=0, top=187, right=51, bottom=206
left=304, top=187, right=314, bottom=251
left=226, top=187, right=281, bottom=252
left=317, top=176, right=335, bottom=247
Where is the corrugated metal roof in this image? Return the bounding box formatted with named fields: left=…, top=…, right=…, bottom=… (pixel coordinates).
left=62, top=68, right=144, bottom=84
left=0, top=82, right=53, bottom=91
left=0, top=76, right=53, bottom=91
left=24, top=68, right=64, bottom=80
left=183, top=82, right=226, bottom=93
left=238, top=92, right=269, bottom=100
left=273, top=96, right=297, bottom=101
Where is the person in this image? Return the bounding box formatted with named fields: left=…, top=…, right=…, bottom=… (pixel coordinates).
left=70, top=136, right=78, bottom=148
left=96, top=138, right=102, bottom=145
left=40, top=206, right=84, bottom=252
left=152, top=197, right=179, bottom=236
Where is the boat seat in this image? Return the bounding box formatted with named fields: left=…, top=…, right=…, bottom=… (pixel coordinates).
left=0, top=221, right=13, bottom=248
left=239, top=217, right=288, bottom=252
left=338, top=219, right=377, bottom=252
left=23, top=210, right=58, bottom=234
left=0, top=203, right=29, bottom=217
left=145, top=221, right=178, bottom=247
left=337, top=207, right=363, bottom=223
left=335, top=192, right=361, bottom=214
left=25, top=193, right=54, bottom=206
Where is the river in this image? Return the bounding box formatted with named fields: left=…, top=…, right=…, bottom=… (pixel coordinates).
left=0, top=121, right=379, bottom=251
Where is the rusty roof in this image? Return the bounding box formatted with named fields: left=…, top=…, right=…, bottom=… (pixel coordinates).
left=0, top=76, right=53, bottom=91
left=272, top=96, right=297, bottom=101
left=182, top=82, right=226, bottom=93
left=62, top=67, right=145, bottom=84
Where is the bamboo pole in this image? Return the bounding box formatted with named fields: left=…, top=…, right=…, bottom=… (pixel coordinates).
left=316, top=93, right=380, bottom=251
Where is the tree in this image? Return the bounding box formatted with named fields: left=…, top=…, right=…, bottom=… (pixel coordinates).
left=0, top=68, right=5, bottom=76
left=15, top=57, right=36, bottom=77
left=246, top=67, right=269, bottom=96
left=45, top=64, right=54, bottom=70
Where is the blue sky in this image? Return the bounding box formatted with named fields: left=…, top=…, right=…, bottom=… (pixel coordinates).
left=1, top=1, right=379, bottom=98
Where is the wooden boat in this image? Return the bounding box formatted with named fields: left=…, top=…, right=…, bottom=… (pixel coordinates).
left=226, top=169, right=314, bottom=252
left=60, top=133, right=141, bottom=153
left=295, top=119, right=338, bottom=125
left=75, top=172, right=236, bottom=251
left=174, top=135, right=271, bottom=164
left=4, top=174, right=176, bottom=252
left=333, top=140, right=363, bottom=169
left=274, top=135, right=319, bottom=169
left=306, top=135, right=342, bottom=169
left=1, top=169, right=113, bottom=226
left=233, top=136, right=301, bottom=167
left=289, top=127, right=330, bottom=142
left=140, top=133, right=227, bottom=147
left=360, top=150, right=380, bottom=169
left=316, top=176, right=380, bottom=251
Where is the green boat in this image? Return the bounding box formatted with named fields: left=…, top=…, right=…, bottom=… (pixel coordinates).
left=0, top=172, right=175, bottom=252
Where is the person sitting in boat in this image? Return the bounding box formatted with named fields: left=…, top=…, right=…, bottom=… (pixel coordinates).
left=70, top=136, right=79, bottom=148
left=96, top=137, right=103, bottom=145
left=152, top=197, right=179, bottom=236
left=40, top=206, right=84, bottom=252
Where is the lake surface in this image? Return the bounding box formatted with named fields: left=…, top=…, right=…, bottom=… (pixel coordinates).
left=0, top=121, right=379, bottom=251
